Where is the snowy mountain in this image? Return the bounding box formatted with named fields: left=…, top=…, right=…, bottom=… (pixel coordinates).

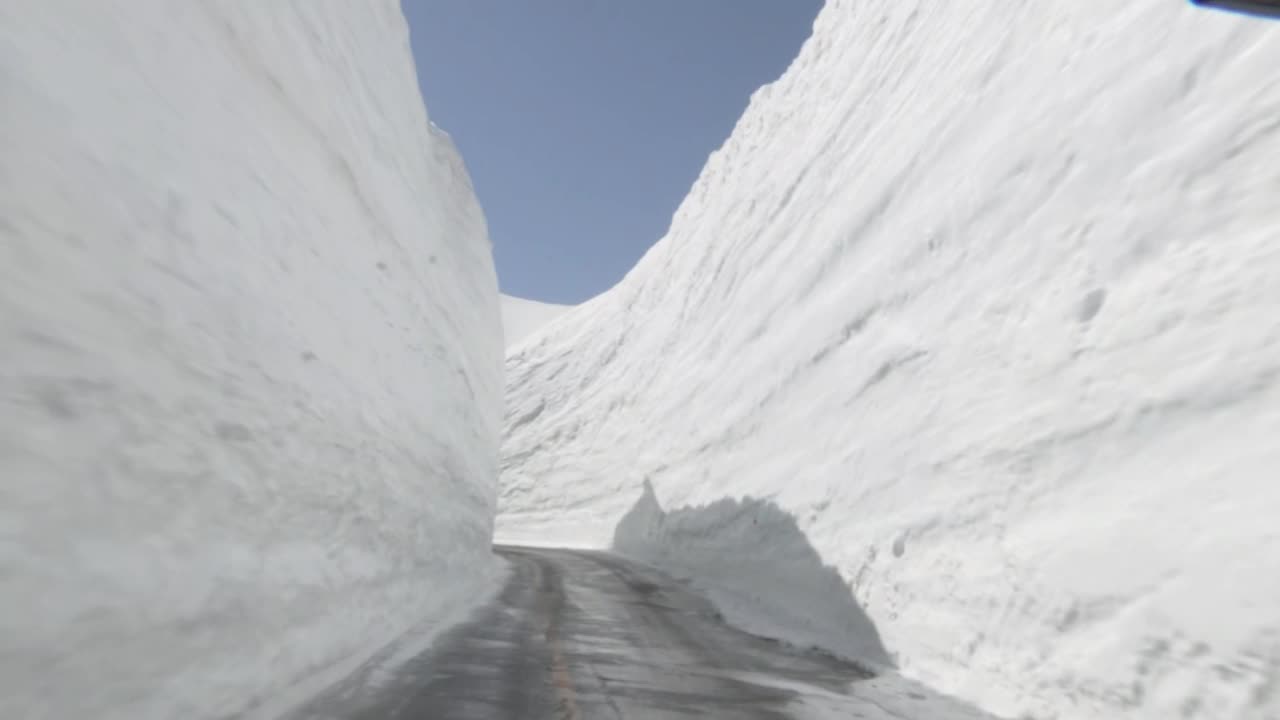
left=501, top=294, right=573, bottom=348
left=499, top=2, right=1280, bottom=719
left=1, top=4, right=502, bottom=720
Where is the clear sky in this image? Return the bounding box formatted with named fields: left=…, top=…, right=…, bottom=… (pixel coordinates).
left=403, top=1, right=821, bottom=304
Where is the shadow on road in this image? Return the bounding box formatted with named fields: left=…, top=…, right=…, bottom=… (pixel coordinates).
left=611, top=479, right=893, bottom=671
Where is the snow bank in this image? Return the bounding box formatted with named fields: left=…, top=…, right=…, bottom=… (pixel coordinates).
left=501, top=294, right=572, bottom=348
left=612, top=480, right=892, bottom=669
left=0, top=4, right=502, bottom=719
left=500, top=2, right=1280, bottom=718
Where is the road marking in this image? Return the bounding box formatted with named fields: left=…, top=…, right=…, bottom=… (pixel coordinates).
left=537, top=555, right=580, bottom=719
left=549, top=632, right=579, bottom=719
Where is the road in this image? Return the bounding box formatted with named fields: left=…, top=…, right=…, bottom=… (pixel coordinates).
left=288, top=546, right=995, bottom=719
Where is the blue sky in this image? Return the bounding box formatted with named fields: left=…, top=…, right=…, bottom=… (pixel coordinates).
left=403, top=1, right=820, bottom=304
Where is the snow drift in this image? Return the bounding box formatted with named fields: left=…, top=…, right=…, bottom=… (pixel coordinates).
left=612, top=480, right=893, bottom=670
left=501, top=294, right=572, bottom=348
left=499, top=1, right=1280, bottom=719
left=0, top=4, right=502, bottom=719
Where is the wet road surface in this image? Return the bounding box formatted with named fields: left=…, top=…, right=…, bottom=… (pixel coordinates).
left=289, top=546, right=995, bottom=719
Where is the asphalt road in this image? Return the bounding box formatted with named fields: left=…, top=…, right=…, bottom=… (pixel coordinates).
left=288, top=546, right=995, bottom=719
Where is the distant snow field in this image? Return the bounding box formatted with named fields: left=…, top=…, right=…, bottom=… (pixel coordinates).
left=1, top=3, right=502, bottom=719
left=499, top=1, right=1280, bottom=719
left=501, top=294, right=573, bottom=348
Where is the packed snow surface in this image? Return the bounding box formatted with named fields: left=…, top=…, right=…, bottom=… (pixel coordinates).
left=501, top=294, right=573, bottom=348
left=500, top=1, right=1280, bottom=719
left=1, top=4, right=502, bottom=719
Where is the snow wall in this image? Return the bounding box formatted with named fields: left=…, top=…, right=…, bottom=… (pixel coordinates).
left=499, top=1, right=1280, bottom=719
left=0, top=4, right=503, bottom=719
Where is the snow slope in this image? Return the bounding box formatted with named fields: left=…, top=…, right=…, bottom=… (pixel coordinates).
left=500, top=2, right=1280, bottom=719
left=501, top=294, right=572, bottom=348
left=1, top=4, right=502, bottom=720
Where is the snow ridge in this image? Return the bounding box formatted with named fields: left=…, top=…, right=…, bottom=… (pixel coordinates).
left=500, top=2, right=1280, bottom=719
left=501, top=294, right=573, bottom=348
left=1, top=4, right=502, bottom=719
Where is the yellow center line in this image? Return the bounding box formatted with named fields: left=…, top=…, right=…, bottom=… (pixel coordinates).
left=547, top=614, right=580, bottom=719
left=550, top=638, right=579, bottom=718
left=537, top=554, right=579, bottom=719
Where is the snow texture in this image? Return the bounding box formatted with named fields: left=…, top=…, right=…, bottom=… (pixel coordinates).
left=0, top=3, right=502, bottom=719
left=501, top=294, right=572, bottom=348
left=500, top=2, right=1280, bottom=719
left=612, top=480, right=894, bottom=671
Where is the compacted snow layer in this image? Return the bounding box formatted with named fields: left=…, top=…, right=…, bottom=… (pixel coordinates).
left=612, top=481, right=894, bottom=670
left=500, top=1, right=1280, bottom=718
left=1, top=4, right=502, bottom=719
left=501, top=294, right=572, bottom=348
